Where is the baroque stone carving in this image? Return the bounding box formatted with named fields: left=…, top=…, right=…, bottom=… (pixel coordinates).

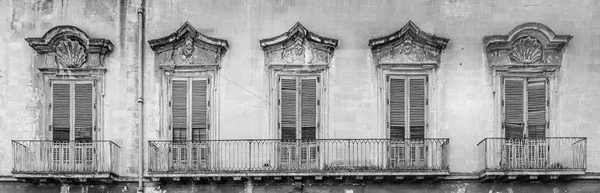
left=260, top=22, right=337, bottom=69
left=282, top=43, right=305, bottom=64
left=377, top=40, right=439, bottom=64
left=149, top=22, right=228, bottom=69
left=369, top=21, right=448, bottom=68
left=509, top=37, right=542, bottom=64
left=483, top=22, right=572, bottom=72
left=26, top=25, right=114, bottom=69
left=55, top=39, right=87, bottom=68
left=182, top=38, right=195, bottom=59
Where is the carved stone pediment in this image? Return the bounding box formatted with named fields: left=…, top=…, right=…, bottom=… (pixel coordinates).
left=369, top=21, right=449, bottom=69
left=149, top=22, right=228, bottom=70
left=26, top=25, right=114, bottom=71
left=259, top=22, right=338, bottom=70
left=484, top=22, right=572, bottom=72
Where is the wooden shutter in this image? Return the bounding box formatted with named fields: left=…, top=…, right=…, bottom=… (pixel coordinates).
left=527, top=78, right=547, bottom=138
left=74, top=83, right=93, bottom=141
left=389, top=78, right=405, bottom=139
left=409, top=78, right=425, bottom=139
left=172, top=80, right=188, bottom=142
left=281, top=78, right=297, bottom=141
left=504, top=79, right=525, bottom=138
left=301, top=78, right=317, bottom=140
left=191, top=79, right=208, bottom=141
left=52, top=83, right=71, bottom=142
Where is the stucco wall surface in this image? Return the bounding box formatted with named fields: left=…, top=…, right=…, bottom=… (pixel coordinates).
left=0, top=0, right=599, bottom=181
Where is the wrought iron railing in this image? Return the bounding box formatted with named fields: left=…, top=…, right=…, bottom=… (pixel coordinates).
left=148, top=138, right=449, bottom=173
left=477, top=137, right=586, bottom=172
left=12, top=140, right=121, bottom=174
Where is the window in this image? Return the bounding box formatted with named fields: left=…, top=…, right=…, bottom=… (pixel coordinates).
left=279, top=76, right=318, bottom=141
left=51, top=81, right=95, bottom=142
left=387, top=76, right=427, bottom=139
left=170, top=77, right=210, bottom=142
left=503, top=77, right=547, bottom=138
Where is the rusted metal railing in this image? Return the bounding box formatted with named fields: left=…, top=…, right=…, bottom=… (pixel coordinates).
left=148, top=138, right=449, bottom=173
left=477, top=137, right=586, bottom=171
left=12, top=140, right=121, bottom=174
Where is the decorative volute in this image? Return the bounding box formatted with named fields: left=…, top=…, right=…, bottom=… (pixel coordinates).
left=259, top=22, right=338, bottom=70
left=149, top=22, right=228, bottom=70
left=369, top=21, right=449, bottom=69
left=26, top=26, right=114, bottom=70
left=484, top=22, right=572, bottom=72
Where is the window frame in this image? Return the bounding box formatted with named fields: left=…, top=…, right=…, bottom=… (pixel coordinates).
left=386, top=74, right=428, bottom=139
left=43, top=75, right=104, bottom=141
left=493, top=72, right=556, bottom=138
left=500, top=75, right=550, bottom=138
left=49, top=80, right=97, bottom=141
left=168, top=76, right=211, bottom=142
left=277, top=74, right=321, bottom=140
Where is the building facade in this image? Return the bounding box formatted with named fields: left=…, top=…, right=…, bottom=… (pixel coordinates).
left=1, top=0, right=600, bottom=192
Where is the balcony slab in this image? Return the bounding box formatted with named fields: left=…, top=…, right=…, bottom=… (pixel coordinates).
left=479, top=170, right=585, bottom=182
left=147, top=170, right=449, bottom=178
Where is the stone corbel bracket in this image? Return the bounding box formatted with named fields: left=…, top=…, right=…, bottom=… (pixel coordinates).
left=259, top=22, right=338, bottom=71
left=25, top=25, right=114, bottom=74
left=484, top=22, right=572, bottom=73
left=149, top=22, right=229, bottom=72
left=369, top=21, right=449, bottom=70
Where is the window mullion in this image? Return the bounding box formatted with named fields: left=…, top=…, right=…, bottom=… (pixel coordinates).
left=297, top=77, right=302, bottom=140
left=523, top=78, right=528, bottom=138
left=405, top=77, right=410, bottom=139
left=187, top=78, right=193, bottom=142
left=70, top=82, right=75, bottom=141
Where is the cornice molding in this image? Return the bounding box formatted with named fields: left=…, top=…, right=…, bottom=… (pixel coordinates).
left=148, top=22, right=228, bottom=68
left=483, top=22, right=572, bottom=73
left=25, top=25, right=114, bottom=70
left=259, top=22, right=338, bottom=69
left=369, top=21, right=449, bottom=69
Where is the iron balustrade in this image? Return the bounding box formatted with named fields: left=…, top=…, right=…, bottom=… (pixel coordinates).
left=12, top=140, right=121, bottom=174
left=148, top=138, right=449, bottom=173
left=477, top=137, right=586, bottom=172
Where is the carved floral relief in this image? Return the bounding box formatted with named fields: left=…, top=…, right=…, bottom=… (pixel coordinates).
left=55, top=39, right=88, bottom=68
left=260, top=22, right=337, bottom=67
left=377, top=40, right=438, bottom=64
left=282, top=43, right=305, bottom=64
left=148, top=22, right=228, bottom=68
left=369, top=21, right=449, bottom=68
left=310, top=48, right=329, bottom=64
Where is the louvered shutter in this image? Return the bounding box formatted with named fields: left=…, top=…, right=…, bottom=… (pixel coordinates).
left=527, top=79, right=547, bottom=138
left=504, top=79, right=525, bottom=138
left=74, top=83, right=93, bottom=142
left=191, top=79, right=208, bottom=141
left=281, top=78, right=297, bottom=141
left=301, top=78, right=317, bottom=140
left=409, top=78, right=426, bottom=139
left=172, top=80, right=188, bottom=142
left=389, top=78, right=405, bottom=139
left=52, top=83, right=71, bottom=142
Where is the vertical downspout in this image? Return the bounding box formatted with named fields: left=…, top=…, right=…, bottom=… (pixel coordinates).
left=137, top=0, right=146, bottom=192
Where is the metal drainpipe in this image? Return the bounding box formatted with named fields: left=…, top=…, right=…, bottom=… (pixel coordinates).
left=136, top=0, right=146, bottom=192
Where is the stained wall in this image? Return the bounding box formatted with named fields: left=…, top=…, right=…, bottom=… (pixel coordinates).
left=0, top=0, right=599, bottom=185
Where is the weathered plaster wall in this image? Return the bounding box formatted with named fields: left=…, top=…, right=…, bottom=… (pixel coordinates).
left=0, top=0, right=599, bottom=188
left=141, top=0, right=600, bottom=175
left=0, top=0, right=142, bottom=177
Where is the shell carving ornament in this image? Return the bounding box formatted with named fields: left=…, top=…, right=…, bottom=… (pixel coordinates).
left=55, top=39, right=87, bottom=68
left=509, top=37, right=542, bottom=64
